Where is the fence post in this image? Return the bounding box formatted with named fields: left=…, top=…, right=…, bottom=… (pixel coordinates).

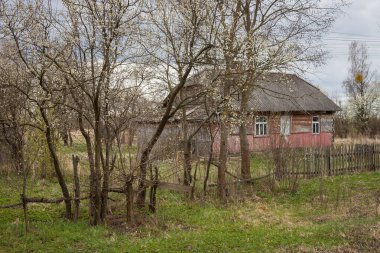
left=371, top=144, right=375, bottom=171
left=306, top=148, right=311, bottom=178
left=149, top=165, right=158, bottom=213
left=125, top=177, right=134, bottom=226
left=326, top=147, right=331, bottom=176
left=376, top=144, right=379, bottom=171
left=72, top=155, right=80, bottom=222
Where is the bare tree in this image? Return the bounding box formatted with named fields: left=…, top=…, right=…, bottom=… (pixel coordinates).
left=135, top=0, right=217, bottom=208
left=234, top=0, right=343, bottom=182
left=0, top=1, right=73, bottom=219
left=1, top=0, right=145, bottom=225
left=343, top=41, right=379, bottom=135
left=213, top=0, right=244, bottom=200
left=51, top=0, right=144, bottom=225
left=0, top=54, right=27, bottom=176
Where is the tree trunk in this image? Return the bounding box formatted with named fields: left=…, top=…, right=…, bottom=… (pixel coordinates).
left=218, top=70, right=233, bottom=201
left=136, top=148, right=150, bottom=208
left=92, top=107, right=102, bottom=225
left=20, top=149, right=29, bottom=233
left=180, top=93, right=192, bottom=186
left=40, top=107, right=72, bottom=220
left=100, top=143, right=110, bottom=223
left=21, top=193, right=29, bottom=233
left=218, top=120, right=228, bottom=200
left=239, top=124, right=251, bottom=181
left=203, top=133, right=214, bottom=196
left=78, top=113, right=97, bottom=225
left=183, top=141, right=192, bottom=186
left=136, top=58, right=209, bottom=208
left=136, top=103, right=180, bottom=208
left=239, top=90, right=252, bottom=182
left=127, top=128, right=135, bottom=147
left=45, top=130, right=72, bottom=219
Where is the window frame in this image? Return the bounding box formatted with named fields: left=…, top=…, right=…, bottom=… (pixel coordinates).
left=280, top=115, right=291, bottom=136
left=312, top=115, right=320, bottom=134
left=255, top=116, right=268, bottom=137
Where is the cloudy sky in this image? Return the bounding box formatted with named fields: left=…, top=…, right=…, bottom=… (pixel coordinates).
left=305, top=0, right=380, bottom=103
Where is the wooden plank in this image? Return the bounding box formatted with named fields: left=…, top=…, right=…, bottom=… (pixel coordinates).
left=362, top=144, right=365, bottom=171
left=327, top=147, right=331, bottom=176
left=346, top=145, right=348, bottom=173
left=372, top=144, right=376, bottom=171
left=375, top=145, right=380, bottom=170
left=342, top=145, right=345, bottom=174
left=349, top=144, right=352, bottom=173
left=341, top=145, right=344, bottom=174
left=350, top=144, right=353, bottom=172
left=376, top=145, right=378, bottom=170
left=359, top=145, right=362, bottom=171
left=371, top=144, right=375, bottom=170
left=376, top=145, right=379, bottom=170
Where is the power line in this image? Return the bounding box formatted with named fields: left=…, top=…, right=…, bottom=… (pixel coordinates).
left=320, top=33, right=380, bottom=55
left=320, top=30, right=380, bottom=44
left=324, top=38, right=380, bottom=43
left=330, top=31, right=380, bottom=38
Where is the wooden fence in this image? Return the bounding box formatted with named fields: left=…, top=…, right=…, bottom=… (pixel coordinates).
left=191, top=144, right=380, bottom=188
left=271, top=144, right=380, bottom=179
left=153, top=144, right=380, bottom=196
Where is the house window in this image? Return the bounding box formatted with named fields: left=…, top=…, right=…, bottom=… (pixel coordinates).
left=255, top=116, right=268, bottom=136
left=280, top=115, right=291, bottom=135
left=312, top=116, right=320, bottom=134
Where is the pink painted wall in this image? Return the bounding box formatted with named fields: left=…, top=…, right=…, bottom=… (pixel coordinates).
left=212, top=114, right=334, bottom=154
left=213, top=131, right=333, bottom=154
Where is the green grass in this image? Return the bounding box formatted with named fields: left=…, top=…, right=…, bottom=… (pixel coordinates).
left=157, top=154, right=270, bottom=186
left=59, top=142, right=89, bottom=155
left=1, top=171, right=379, bottom=252
left=59, top=143, right=138, bottom=156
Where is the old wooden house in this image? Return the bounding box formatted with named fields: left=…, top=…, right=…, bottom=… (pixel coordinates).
left=137, top=72, right=341, bottom=156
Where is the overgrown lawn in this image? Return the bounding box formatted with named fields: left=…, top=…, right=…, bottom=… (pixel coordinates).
left=0, top=171, right=379, bottom=252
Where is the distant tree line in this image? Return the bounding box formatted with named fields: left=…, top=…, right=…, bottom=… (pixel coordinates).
left=334, top=114, right=380, bottom=139
left=334, top=41, right=380, bottom=139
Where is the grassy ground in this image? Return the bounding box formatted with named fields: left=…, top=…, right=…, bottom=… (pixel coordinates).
left=1, top=170, right=379, bottom=252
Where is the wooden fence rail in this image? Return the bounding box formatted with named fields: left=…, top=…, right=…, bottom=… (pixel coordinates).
left=192, top=144, right=380, bottom=188
left=275, top=144, right=380, bottom=178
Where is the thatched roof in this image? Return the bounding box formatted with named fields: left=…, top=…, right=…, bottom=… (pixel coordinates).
left=141, top=71, right=340, bottom=124
left=246, top=73, right=341, bottom=112
left=186, top=71, right=341, bottom=113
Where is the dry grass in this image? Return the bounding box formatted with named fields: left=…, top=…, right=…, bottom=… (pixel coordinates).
left=279, top=223, right=380, bottom=253
left=335, top=137, right=380, bottom=145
